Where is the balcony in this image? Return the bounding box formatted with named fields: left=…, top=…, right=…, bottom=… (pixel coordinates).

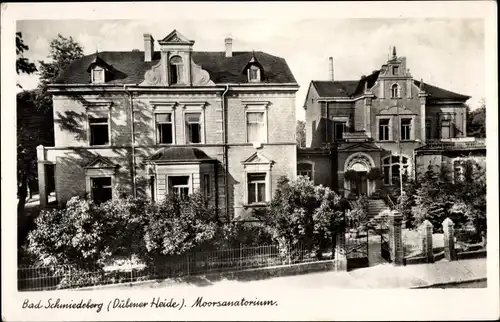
left=343, top=131, right=371, bottom=142
left=418, top=137, right=486, bottom=151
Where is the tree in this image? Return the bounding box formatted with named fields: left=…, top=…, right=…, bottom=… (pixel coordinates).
left=296, top=120, right=306, bottom=148
left=262, top=176, right=348, bottom=258
left=467, top=99, right=486, bottom=138
left=16, top=32, right=37, bottom=76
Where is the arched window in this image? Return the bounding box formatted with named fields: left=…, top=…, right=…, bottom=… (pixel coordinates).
left=169, top=56, right=183, bottom=84
left=391, top=84, right=399, bottom=98
left=248, top=65, right=261, bottom=82
left=382, top=155, right=409, bottom=185
left=297, top=163, right=313, bottom=181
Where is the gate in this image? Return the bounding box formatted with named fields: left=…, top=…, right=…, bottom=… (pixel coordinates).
left=377, top=219, right=391, bottom=263
left=345, top=226, right=369, bottom=270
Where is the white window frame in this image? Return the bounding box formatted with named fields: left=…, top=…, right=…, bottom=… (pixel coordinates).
left=400, top=117, right=414, bottom=141
left=246, top=172, right=268, bottom=205
left=243, top=101, right=270, bottom=144
left=169, top=55, right=184, bottom=85
left=85, top=102, right=112, bottom=147
left=242, top=152, right=273, bottom=206
left=150, top=102, right=178, bottom=145
left=181, top=102, right=207, bottom=144
left=85, top=169, right=115, bottom=202
left=377, top=117, right=392, bottom=141
left=390, top=83, right=400, bottom=98
left=91, top=66, right=105, bottom=84
left=392, top=66, right=399, bottom=76
left=166, top=174, right=192, bottom=196
left=247, top=65, right=261, bottom=82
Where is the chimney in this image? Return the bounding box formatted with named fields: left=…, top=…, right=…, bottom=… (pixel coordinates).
left=143, top=33, right=154, bottom=62
left=225, top=37, right=233, bottom=58
left=329, top=57, right=334, bottom=81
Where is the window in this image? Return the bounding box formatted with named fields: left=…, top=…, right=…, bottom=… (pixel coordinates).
left=185, top=113, right=201, bottom=144
left=91, top=177, right=112, bottom=204
left=89, top=117, right=109, bottom=146
left=391, top=84, right=399, bottom=98
left=169, top=56, right=183, bottom=85
left=248, top=65, right=261, bottom=82
left=378, top=118, right=390, bottom=141
left=150, top=176, right=155, bottom=202
left=425, top=119, right=432, bottom=140
left=92, top=67, right=105, bottom=84
left=246, top=112, right=265, bottom=143
left=156, top=113, right=173, bottom=144
left=334, top=122, right=346, bottom=141
left=454, top=160, right=465, bottom=183
left=169, top=176, right=190, bottom=197
left=392, top=66, right=399, bottom=75
left=401, top=118, right=412, bottom=141
left=203, top=174, right=210, bottom=199
left=382, top=156, right=409, bottom=185
left=297, top=163, right=313, bottom=180
left=247, top=173, right=266, bottom=204
left=441, top=120, right=451, bottom=139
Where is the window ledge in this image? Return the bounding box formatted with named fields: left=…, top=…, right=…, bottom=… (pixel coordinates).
left=89, top=144, right=112, bottom=148
left=243, top=202, right=269, bottom=208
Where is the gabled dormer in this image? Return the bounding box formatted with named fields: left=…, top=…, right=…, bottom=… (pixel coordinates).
left=243, top=54, right=263, bottom=83
left=86, top=54, right=112, bottom=84
left=158, top=30, right=195, bottom=86
left=374, top=46, right=414, bottom=99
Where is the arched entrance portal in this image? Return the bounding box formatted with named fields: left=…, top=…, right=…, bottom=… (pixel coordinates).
left=344, top=153, right=376, bottom=197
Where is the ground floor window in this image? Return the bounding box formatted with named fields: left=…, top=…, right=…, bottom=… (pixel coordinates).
left=203, top=174, right=210, bottom=199
left=297, top=163, right=313, bottom=180
left=168, top=176, right=190, bottom=197
left=382, top=156, right=409, bottom=185
left=91, top=177, right=112, bottom=204
left=247, top=173, right=267, bottom=204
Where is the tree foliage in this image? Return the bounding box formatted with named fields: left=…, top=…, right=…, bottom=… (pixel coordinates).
left=467, top=99, right=486, bottom=138
left=296, top=120, right=306, bottom=148
left=16, top=32, right=37, bottom=75
left=261, top=176, right=349, bottom=255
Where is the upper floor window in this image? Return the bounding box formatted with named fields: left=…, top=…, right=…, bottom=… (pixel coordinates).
left=297, top=163, right=313, bottom=181
left=392, top=66, right=399, bottom=75
left=378, top=118, right=390, bottom=141
left=248, top=65, right=261, bottom=82
left=185, top=113, right=201, bottom=144
left=441, top=119, right=452, bottom=139
left=425, top=119, right=432, bottom=140
left=89, top=117, right=109, bottom=146
left=203, top=174, right=211, bottom=199
left=391, top=84, right=400, bottom=98
left=382, top=156, right=409, bottom=185
left=247, top=173, right=267, bottom=204
left=401, top=118, right=412, bottom=141
left=169, top=56, right=184, bottom=85
left=334, top=122, right=346, bottom=141
left=91, top=67, right=105, bottom=84
left=156, top=113, right=173, bottom=144
left=246, top=111, right=265, bottom=143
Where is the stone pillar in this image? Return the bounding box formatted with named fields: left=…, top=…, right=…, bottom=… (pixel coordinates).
left=334, top=228, right=347, bottom=271
left=388, top=211, right=404, bottom=265
left=36, top=145, right=48, bottom=207
left=442, top=218, right=457, bottom=261
left=420, top=220, right=434, bottom=263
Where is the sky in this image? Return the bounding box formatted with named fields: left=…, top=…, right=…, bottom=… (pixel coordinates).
left=16, top=18, right=485, bottom=120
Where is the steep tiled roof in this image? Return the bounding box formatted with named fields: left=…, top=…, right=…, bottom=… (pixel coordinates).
left=312, top=71, right=469, bottom=101
left=413, top=80, right=470, bottom=101
left=149, top=147, right=215, bottom=163
left=54, top=51, right=297, bottom=85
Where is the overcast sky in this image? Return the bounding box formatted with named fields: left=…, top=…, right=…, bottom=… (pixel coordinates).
left=16, top=18, right=485, bottom=119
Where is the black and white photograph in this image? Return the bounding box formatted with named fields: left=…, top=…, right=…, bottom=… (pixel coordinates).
left=2, top=2, right=498, bottom=321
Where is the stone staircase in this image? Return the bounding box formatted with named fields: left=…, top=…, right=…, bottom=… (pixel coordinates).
left=365, top=198, right=390, bottom=232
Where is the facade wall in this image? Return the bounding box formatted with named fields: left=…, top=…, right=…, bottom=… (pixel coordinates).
left=304, top=86, right=322, bottom=147
left=426, top=104, right=468, bottom=139
left=297, top=154, right=333, bottom=188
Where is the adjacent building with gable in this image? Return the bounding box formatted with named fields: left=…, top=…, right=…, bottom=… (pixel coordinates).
left=37, top=30, right=299, bottom=220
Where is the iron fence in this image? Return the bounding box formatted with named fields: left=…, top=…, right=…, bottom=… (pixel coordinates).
left=18, top=243, right=320, bottom=292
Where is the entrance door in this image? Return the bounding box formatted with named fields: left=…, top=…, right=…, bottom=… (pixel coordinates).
left=357, top=171, right=368, bottom=196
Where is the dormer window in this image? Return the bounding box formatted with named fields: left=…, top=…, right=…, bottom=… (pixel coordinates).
left=91, top=67, right=105, bottom=84
left=169, top=56, right=184, bottom=85
left=392, top=66, right=399, bottom=75
left=248, top=65, right=261, bottom=82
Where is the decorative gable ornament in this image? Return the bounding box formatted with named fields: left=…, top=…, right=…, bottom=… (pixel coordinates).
left=84, top=156, right=118, bottom=169
left=158, top=30, right=195, bottom=45
left=242, top=152, right=274, bottom=166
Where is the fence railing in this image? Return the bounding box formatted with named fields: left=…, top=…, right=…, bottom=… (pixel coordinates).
left=18, top=243, right=321, bottom=292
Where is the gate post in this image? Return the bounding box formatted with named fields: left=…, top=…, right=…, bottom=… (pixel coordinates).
left=388, top=211, right=404, bottom=265
left=334, top=225, right=347, bottom=271
left=420, top=220, right=434, bottom=263
left=442, top=218, right=457, bottom=261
